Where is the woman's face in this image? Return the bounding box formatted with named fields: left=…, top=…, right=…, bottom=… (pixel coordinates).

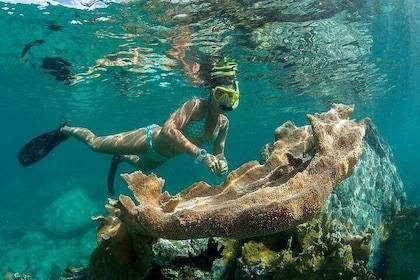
left=209, top=75, right=240, bottom=112
left=211, top=85, right=239, bottom=112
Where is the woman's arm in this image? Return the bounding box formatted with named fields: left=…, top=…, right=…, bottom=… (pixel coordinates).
left=211, top=115, right=229, bottom=176
left=159, top=98, right=202, bottom=157
left=160, top=99, right=229, bottom=175
left=213, top=115, right=229, bottom=156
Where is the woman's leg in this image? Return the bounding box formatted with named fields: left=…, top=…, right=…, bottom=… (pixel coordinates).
left=120, top=155, right=165, bottom=171
left=60, top=125, right=148, bottom=155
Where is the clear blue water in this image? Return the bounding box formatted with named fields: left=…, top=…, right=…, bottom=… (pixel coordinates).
left=0, top=0, right=419, bottom=278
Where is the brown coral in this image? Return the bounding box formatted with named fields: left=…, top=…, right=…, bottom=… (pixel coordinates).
left=108, top=104, right=367, bottom=240
left=88, top=210, right=154, bottom=280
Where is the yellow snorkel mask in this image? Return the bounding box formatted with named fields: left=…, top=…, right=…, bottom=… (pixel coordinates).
left=212, top=86, right=240, bottom=110
left=210, top=57, right=240, bottom=110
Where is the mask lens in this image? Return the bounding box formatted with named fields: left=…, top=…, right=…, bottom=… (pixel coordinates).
left=213, top=87, right=225, bottom=100
left=213, top=87, right=239, bottom=106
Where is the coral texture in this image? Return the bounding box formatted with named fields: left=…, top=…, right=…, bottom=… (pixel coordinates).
left=108, top=104, right=367, bottom=240
left=234, top=212, right=377, bottom=279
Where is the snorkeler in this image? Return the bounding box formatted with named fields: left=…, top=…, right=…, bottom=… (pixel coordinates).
left=17, top=57, right=240, bottom=196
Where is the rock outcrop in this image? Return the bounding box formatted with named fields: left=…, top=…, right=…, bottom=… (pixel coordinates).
left=43, top=189, right=98, bottom=236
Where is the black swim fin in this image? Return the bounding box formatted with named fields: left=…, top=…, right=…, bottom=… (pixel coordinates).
left=107, top=155, right=121, bottom=196
left=18, top=125, right=70, bottom=167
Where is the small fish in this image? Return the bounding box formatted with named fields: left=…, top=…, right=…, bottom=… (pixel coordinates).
left=21, top=39, right=45, bottom=57
left=46, top=20, right=63, bottom=31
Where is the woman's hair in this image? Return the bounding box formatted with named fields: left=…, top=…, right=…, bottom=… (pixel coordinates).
left=201, top=56, right=238, bottom=89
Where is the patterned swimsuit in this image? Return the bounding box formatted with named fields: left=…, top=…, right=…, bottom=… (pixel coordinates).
left=182, top=109, right=219, bottom=145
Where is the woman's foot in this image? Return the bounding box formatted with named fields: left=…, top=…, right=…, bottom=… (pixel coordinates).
left=107, top=155, right=121, bottom=196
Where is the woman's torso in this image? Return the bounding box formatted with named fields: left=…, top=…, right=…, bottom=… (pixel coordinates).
left=182, top=101, right=220, bottom=145
left=154, top=98, right=221, bottom=157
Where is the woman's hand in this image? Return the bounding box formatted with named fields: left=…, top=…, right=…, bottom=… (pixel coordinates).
left=215, top=154, right=228, bottom=176
left=202, top=154, right=228, bottom=176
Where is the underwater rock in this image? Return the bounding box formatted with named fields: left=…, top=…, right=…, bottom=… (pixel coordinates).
left=230, top=212, right=378, bottom=279
left=376, top=206, right=420, bottom=280
left=150, top=237, right=224, bottom=270
left=43, top=189, right=98, bottom=236
left=325, top=123, right=405, bottom=267
left=3, top=272, right=35, bottom=280
left=110, top=104, right=367, bottom=240
left=59, top=265, right=88, bottom=280
left=171, top=237, right=224, bottom=270
left=146, top=237, right=225, bottom=279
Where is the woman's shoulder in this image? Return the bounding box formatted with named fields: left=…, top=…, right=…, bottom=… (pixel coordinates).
left=179, top=97, right=204, bottom=109
left=191, top=97, right=208, bottom=104
left=191, top=98, right=210, bottom=112
left=183, top=97, right=208, bottom=107
left=179, top=97, right=208, bottom=119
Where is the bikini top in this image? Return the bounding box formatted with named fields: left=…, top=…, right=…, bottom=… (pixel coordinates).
left=182, top=108, right=220, bottom=145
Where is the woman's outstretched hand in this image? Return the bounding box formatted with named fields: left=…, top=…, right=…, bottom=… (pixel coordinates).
left=202, top=154, right=228, bottom=176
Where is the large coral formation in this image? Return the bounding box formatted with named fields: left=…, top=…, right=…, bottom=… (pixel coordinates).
left=109, top=104, right=367, bottom=240
left=87, top=104, right=370, bottom=279
left=230, top=119, right=405, bottom=280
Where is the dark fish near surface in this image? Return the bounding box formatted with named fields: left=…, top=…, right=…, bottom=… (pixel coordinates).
left=41, top=57, right=75, bottom=84
left=46, top=20, right=63, bottom=31
left=21, top=39, right=45, bottom=57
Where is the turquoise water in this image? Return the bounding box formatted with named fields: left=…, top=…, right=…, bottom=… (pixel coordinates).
left=0, top=0, right=419, bottom=278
